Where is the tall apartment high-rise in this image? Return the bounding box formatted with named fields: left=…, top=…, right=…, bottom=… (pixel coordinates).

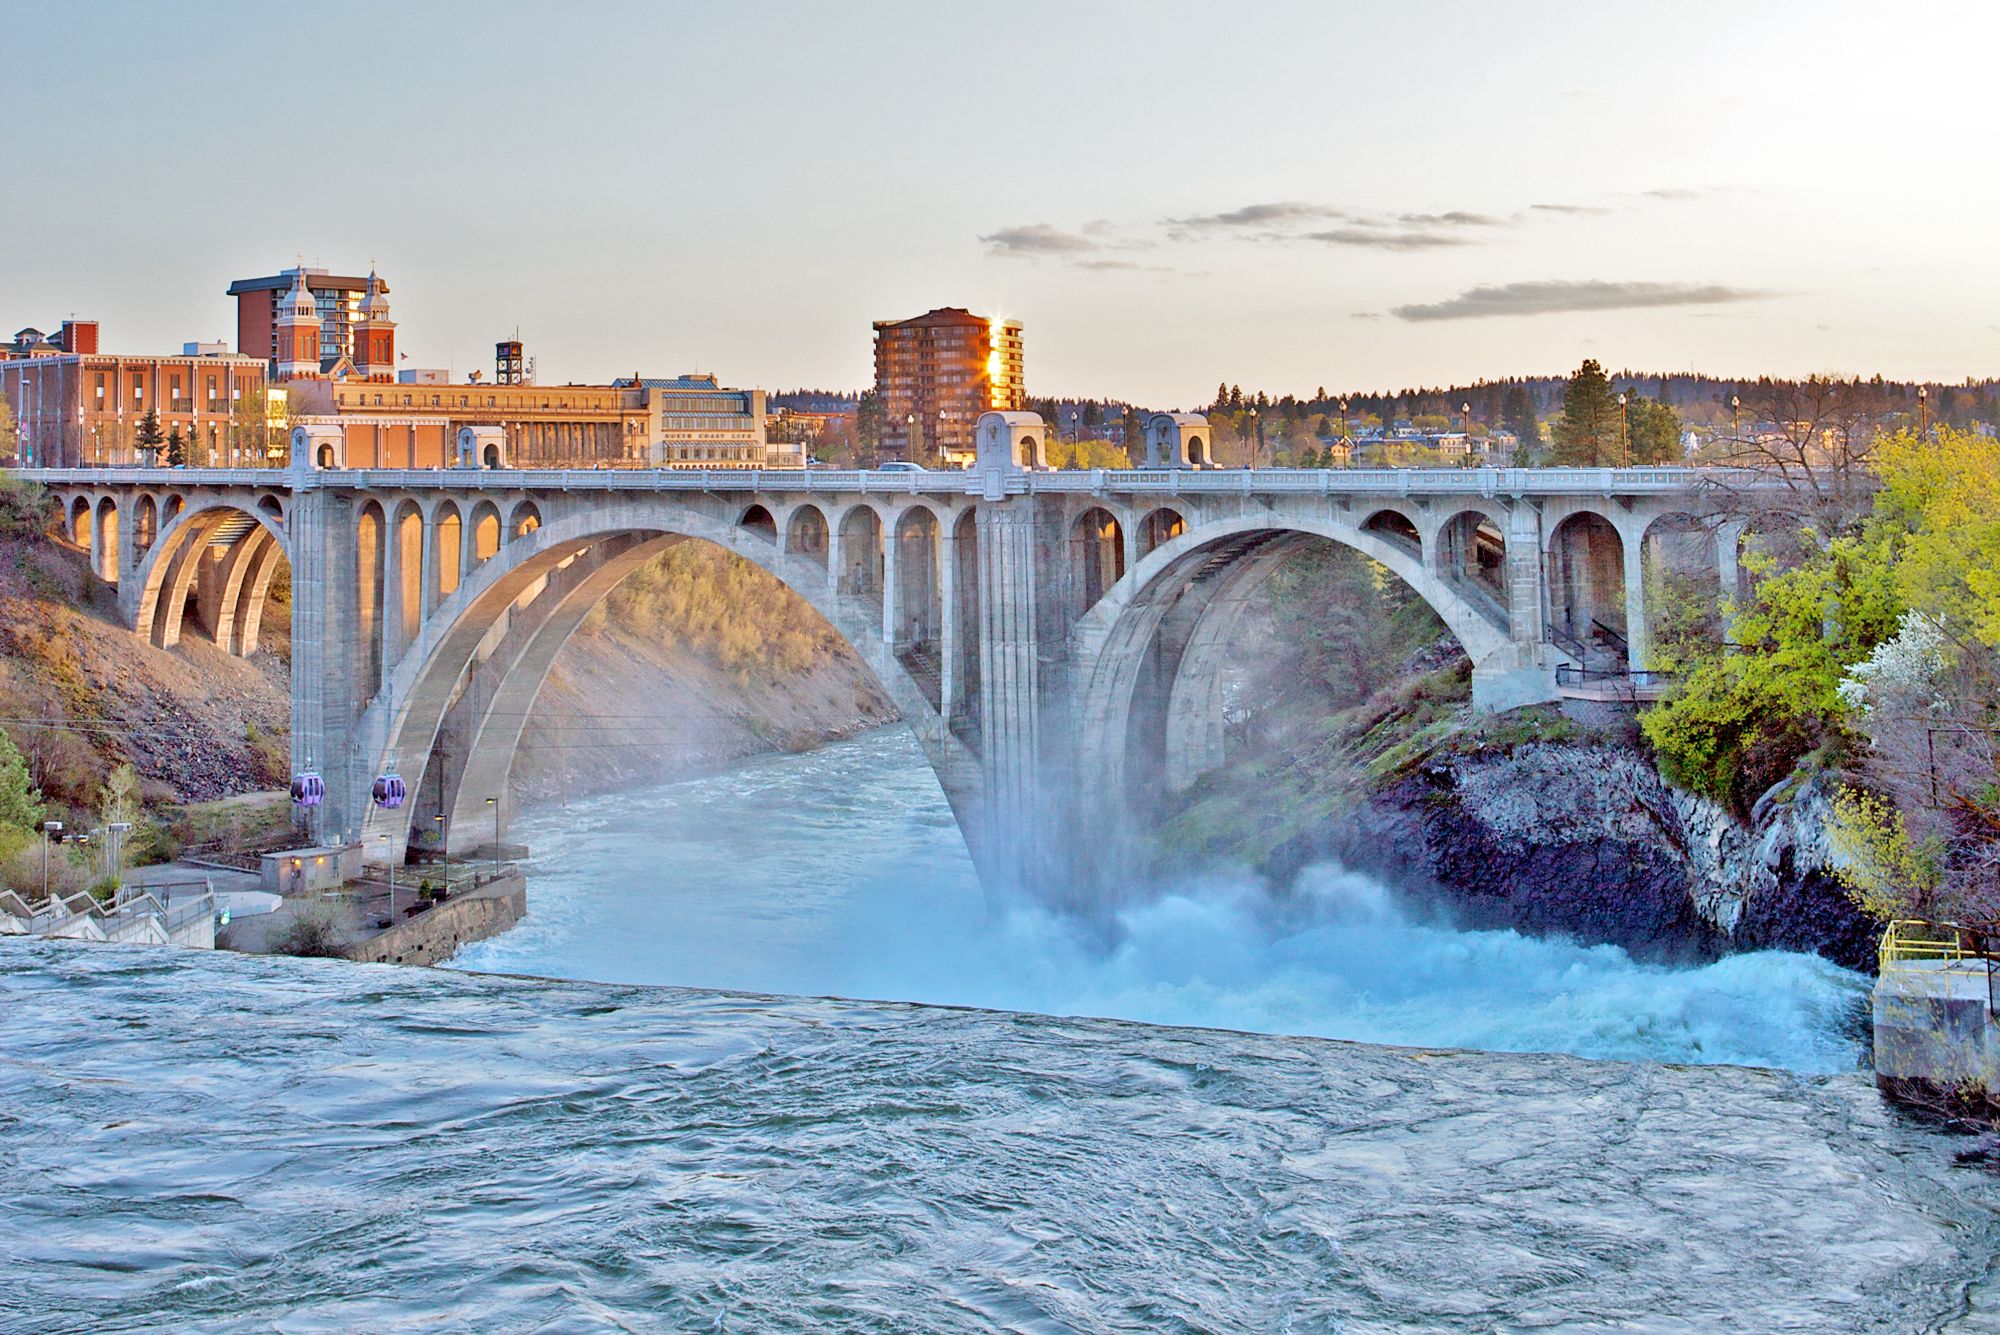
left=226, top=264, right=385, bottom=376
left=871, top=307, right=1024, bottom=465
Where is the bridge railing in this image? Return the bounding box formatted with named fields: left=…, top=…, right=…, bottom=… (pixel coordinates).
left=9, top=463, right=1768, bottom=497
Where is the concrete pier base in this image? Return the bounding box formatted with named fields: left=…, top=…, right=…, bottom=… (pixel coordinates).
left=1874, top=961, right=2000, bottom=1094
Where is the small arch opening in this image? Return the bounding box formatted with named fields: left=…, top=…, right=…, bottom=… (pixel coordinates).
left=739, top=504, right=778, bottom=541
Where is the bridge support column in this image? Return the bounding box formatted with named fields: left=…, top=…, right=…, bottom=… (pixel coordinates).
left=382, top=513, right=406, bottom=669
left=1470, top=500, right=1560, bottom=713
left=1622, top=523, right=1651, bottom=672
left=975, top=501, right=1050, bottom=886
left=880, top=520, right=899, bottom=651
left=938, top=521, right=959, bottom=720
left=290, top=487, right=367, bottom=847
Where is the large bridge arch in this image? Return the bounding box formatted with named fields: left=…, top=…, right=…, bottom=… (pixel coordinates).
left=352, top=498, right=980, bottom=866
left=1069, top=510, right=1511, bottom=816
left=125, top=494, right=291, bottom=649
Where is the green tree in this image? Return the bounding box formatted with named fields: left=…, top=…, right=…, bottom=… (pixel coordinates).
left=135, top=407, right=166, bottom=459
left=1625, top=394, right=1682, bottom=464
left=1501, top=385, right=1538, bottom=456
left=1642, top=534, right=1903, bottom=808
left=165, top=427, right=187, bottom=468
left=0, top=729, right=44, bottom=844
left=853, top=391, right=885, bottom=466
left=0, top=391, right=15, bottom=463
left=1552, top=360, right=1618, bottom=465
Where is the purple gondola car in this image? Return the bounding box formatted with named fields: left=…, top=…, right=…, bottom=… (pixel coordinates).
left=371, top=774, right=407, bottom=809
left=290, top=773, right=324, bottom=808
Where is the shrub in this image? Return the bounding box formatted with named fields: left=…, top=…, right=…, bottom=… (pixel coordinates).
left=272, top=905, right=344, bottom=958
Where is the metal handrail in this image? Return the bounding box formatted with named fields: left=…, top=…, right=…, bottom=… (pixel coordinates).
left=1555, top=664, right=1677, bottom=688
left=1880, top=919, right=2000, bottom=1014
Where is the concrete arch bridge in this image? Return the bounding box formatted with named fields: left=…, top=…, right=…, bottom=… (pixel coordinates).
left=24, top=419, right=1750, bottom=888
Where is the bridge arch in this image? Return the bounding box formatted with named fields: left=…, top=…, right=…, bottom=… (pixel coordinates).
left=127, top=495, right=292, bottom=650
left=783, top=502, right=830, bottom=566
left=1071, top=510, right=1510, bottom=813
left=355, top=500, right=973, bottom=865
left=1068, top=505, right=1126, bottom=621
left=93, top=495, right=119, bottom=583
left=1135, top=506, right=1186, bottom=560
left=738, top=502, right=778, bottom=541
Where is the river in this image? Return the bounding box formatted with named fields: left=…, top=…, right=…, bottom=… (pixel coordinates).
left=4, top=938, right=1999, bottom=1331
left=457, top=726, right=1867, bottom=1073
left=9, top=728, right=2000, bottom=1331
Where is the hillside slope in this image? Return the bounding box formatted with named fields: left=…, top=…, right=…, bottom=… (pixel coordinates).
left=0, top=514, right=894, bottom=827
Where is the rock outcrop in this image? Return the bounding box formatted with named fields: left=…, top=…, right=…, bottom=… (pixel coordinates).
left=1268, top=740, right=1876, bottom=971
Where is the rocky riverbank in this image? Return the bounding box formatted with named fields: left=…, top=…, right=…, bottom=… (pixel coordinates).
left=1156, top=665, right=1877, bottom=972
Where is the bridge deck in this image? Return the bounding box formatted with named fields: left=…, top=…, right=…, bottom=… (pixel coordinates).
left=17, top=464, right=1747, bottom=497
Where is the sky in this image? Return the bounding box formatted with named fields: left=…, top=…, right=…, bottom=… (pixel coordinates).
left=3, top=0, right=1996, bottom=407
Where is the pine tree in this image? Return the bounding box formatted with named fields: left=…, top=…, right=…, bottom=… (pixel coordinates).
left=1625, top=394, right=1682, bottom=464
left=165, top=427, right=188, bottom=468
left=1501, top=385, right=1539, bottom=455
left=136, top=408, right=165, bottom=455
left=0, top=729, right=43, bottom=842
left=1552, top=359, right=1618, bottom=465
left=1214, top=382, right=1230, bottom=412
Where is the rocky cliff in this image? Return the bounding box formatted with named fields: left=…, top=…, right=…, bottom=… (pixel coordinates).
left=1155, top=657, right=1876, bottom=973
left=1266, top=739, right=1875, bottom=970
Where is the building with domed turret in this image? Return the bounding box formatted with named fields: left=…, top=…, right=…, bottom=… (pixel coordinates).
left=227, top=264, right=384, bottom=376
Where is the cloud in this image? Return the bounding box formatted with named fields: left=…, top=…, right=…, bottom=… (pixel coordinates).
left=1072, top=258, right=1179, bottom=273
left=1640, top=187, right=1706, bottom=201
left=1307, top=227, right=1478, bottom=251
left=980, top=223, right=1099, bottom=257
left=1165, top=201, right=1351, bottom=231
left=1394, top=210, right=1506, bottom=227
left=1391, top=279, right=1774, bottom=322
left=1530, top=202, right=1613, bottom=216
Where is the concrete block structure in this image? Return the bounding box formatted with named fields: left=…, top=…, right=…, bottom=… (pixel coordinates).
left=25, top=429, right=1755, bottom=895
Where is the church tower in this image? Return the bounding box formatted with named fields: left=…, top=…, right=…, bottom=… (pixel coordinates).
left=353, top=268, right=396, bottom=382
left=275, top=267, right=323, bottom=380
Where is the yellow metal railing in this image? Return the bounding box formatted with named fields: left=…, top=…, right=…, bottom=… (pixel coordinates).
left=1880, top=919, right=1996, bottom=973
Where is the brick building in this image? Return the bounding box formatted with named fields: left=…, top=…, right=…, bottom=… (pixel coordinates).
left=227, top=265, right=384, bottom=375
left=872, top=307, right=1024, bottom=465
left=0, top=344, right=268, bottom=467
left=293, top=372, right=782, bottom=470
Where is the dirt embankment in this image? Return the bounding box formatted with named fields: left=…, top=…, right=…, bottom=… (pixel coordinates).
left=0, top=529, right=893, bottom=821
left=512, top=618, right=896, bottom=805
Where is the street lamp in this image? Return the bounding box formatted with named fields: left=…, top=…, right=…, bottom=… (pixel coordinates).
left=107, top=820, right=131, bottom=890
left=484, top=795, right=501, bottom=878
left=1731, top=394, right=1741, bottom=447
left=1248, top=407, right=1261, bottom=468
left=1461, top=401, right=1473, bottom=464
left=1617, top=391, right=1629, bottom=467
left=1918, top=385, right=1929, bottom=439
left=376, top=833, right=396, bottom=920
left=41, top=821, right=62, bottom=900
left=435, top=812, right=448, bottom=891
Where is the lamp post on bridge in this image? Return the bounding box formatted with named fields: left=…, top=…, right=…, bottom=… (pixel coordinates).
left=1918, top=385, right=1929, bottom=440
left=1731, top=394, right=1741, bottom=451
left=1248, top=407, right=1261, bottom=468
left=1461, top=401, right=1473, bottom=466
left=1617, top=392, right=1629, bottom=467
left=484, top=795, right=501, bottom=879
